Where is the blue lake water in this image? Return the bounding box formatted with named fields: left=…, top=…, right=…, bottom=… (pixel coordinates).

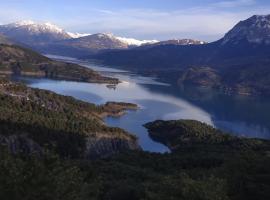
left=17, top=56, right=270, bottom=152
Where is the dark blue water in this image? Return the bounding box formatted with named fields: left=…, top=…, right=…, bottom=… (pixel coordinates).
left=19, top=56, right=270, bottom=152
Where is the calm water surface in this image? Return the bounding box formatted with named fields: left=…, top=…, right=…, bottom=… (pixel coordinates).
left=18, top=55, right=270, bottom=152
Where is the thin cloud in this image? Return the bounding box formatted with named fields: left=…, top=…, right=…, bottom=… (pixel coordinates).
left=0, top=0, right=268, bottom=41
left=65, top=5, right=270, bottom=41
left=212, top=0, right=256, bottom=8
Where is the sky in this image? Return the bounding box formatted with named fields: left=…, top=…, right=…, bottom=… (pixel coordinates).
left=0, top=0, right=270, bottom=41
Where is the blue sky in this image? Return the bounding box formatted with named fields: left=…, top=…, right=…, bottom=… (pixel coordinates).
left=0, top=0, right=270, bottom=41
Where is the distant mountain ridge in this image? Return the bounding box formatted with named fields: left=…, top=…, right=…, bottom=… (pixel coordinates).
left=56, top=33, right=129, bottom=51
left=0, top=21, right=159, bottom=46
left=0, top=20, right=206, bottom=57
left=144, top=39, right=207, bottom=47
left=0, top=21, right=71, bottom=45
left=0, top=20, right=207, bottom=57
left=93, top=14, right=270, bottom=96
left=0, top=21, right=162, bottom=56
left=39, top=33, right=131, bottom=57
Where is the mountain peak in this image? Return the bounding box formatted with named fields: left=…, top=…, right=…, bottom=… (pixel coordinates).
left=5, top=20, right=66, bottom=35
left=222, top=14, right=270, bottom=45
left=0, top=20, right=71, bottom=45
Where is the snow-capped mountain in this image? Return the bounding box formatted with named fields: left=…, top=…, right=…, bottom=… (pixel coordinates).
left=0, top=20, right=207, bottom=57
left=67, top=32, right=91, bottom=39
left=138, top=39, right=207, bottom=49
left=0, top=20, right=159, bottom=48
left=68, top=32, right=158, bottom=46
left=116, top=36, right=158, bottom=46
left=222, top=14, right=270, bottom=45
left=2, top=20, right=66, bottom=35
left=57, top=33, right=129, bottom=50
left=150, top=39, right=207, bottom=46
left=0, top=20, right=71, bottom=45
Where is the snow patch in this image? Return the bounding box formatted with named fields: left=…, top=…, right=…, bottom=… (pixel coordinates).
left=5, top=21, right=66, bottom=34
left=67, top=32, right=91, bottom=38
left=116, top=36, right=159, bottom=46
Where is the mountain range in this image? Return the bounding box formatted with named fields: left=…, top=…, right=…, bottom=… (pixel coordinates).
left=0, top=20, right=205, bottom=57
left=93, top=15, right=270, bottom=96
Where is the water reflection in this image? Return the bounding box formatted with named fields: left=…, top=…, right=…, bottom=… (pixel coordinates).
left=16, top=56, right=270, bottom=152
left=22, top=77, right=214, bottom=152
left=142, top=84, right=270, bottom=139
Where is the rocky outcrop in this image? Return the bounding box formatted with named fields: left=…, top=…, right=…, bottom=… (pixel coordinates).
left=0, top=134, right=140, bottom=159
left=85, top=136, right=140, bottom=159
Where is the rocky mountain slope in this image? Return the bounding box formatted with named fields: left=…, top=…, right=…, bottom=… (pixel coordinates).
left=0, top=34, right=13, bottom=45
left=221, top=15, right=270, bottom=45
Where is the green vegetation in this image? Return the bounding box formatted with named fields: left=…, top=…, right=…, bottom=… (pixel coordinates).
left=0, top=80, right=138, bottom=158
left=0, top=44, right=119, bottom=84
left=1, top=137, right=269, bottom=200
left=144, top=120, right=270, bottom=152
left=0, top=81, right=269, bottom=200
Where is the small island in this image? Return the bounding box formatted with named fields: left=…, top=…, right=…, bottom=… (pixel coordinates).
left=99, top=101, right=139, bottom=118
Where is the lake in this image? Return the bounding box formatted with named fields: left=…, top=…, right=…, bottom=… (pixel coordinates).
left=17, top=55, right=270, bottom=153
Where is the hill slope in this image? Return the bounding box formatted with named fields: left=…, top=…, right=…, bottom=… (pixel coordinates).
left=0, top=44, right=118, bottom=83
left=0, top=79, right=139, bottom=158
left=1, top=112, right=270, bottom=199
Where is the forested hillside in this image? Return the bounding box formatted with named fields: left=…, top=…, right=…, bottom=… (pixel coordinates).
left=0, top=44, right=118, bottom=84
left=1, top=91, right=269, bottom=200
